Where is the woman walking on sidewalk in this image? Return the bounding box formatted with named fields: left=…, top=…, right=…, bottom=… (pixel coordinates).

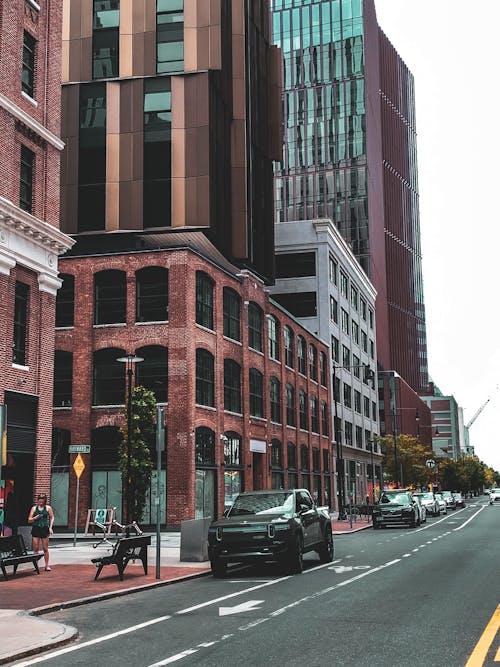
left=28, top=494, right=54, bottom=571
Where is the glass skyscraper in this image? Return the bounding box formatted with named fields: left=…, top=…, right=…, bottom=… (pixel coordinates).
left=271, top=0, right=428, bottom=394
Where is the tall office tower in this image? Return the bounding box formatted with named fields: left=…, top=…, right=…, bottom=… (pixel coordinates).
left=61, top=0, right=281, bottom=283
left=271, top=0, right=428, bottom=393
left=0, top=0, right=73, bottom=521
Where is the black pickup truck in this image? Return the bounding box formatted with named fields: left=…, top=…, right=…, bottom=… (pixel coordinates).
left=208, top=489, right=333, bottom=577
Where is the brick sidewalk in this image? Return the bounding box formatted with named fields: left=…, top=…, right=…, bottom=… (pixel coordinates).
left=1, top=562, right=209, bottom=613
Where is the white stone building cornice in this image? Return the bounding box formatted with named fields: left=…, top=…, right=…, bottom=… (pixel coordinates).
left=0, top=92, right=65, bottom=151
left=0, top=196, right=74, bottom=294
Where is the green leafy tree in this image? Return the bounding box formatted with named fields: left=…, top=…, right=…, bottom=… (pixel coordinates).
left=440, top=456, right=486, bottom=495
left=376, top=434, right=436, bottom=489
left=119, top=385, right=156, bottom=523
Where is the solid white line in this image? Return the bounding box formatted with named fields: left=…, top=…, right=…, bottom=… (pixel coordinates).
left=149, top=648, right=199, bottom=665
left=14, top=616, right=172, bottom=666
left=453, top=504, right=486, bottom=531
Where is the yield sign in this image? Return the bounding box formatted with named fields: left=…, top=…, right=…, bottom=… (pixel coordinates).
left=73, top=453, right=85, bottom=479
left=219, top=600, right=264, bottom=616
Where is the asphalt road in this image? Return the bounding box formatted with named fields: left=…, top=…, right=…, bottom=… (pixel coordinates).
left=12, top=499, right=500, bottom=667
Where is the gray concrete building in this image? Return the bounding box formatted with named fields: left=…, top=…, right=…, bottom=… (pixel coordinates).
left=271, top=218, right=382, bottom=512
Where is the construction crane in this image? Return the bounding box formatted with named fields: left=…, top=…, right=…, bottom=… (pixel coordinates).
left=466, top=385, right=499, bottom=429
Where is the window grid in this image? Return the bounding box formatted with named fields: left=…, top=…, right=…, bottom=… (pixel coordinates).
left=22, top=31, right=36, bottom=97
left=195, top=272, right=214, bottom=330
left=196, top=349, right=215, bottom=407
left=13, top=282, right=29, bottom=365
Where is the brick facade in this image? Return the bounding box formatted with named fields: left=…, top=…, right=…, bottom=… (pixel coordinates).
left=54, top=244, right=333, bottom=528
left=0, top=0, right=73, bottom=528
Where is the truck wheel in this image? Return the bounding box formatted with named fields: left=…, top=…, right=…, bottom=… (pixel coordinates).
left=318, top=528, right=334, bottom=563
left=286, top=535, right=304, bottom=574
left=211, top=557, right=227, bottom=578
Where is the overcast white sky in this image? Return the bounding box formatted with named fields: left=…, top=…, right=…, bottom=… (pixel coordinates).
left=374, top=0, right=500, bottom=472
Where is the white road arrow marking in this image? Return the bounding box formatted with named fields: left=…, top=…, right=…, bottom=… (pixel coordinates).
left=328, top=565, right=371, bottom=573
left=219, top=600, right=264, bottom=616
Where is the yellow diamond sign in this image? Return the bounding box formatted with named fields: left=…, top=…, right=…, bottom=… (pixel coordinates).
left=73, top=453, right=85, bottom=479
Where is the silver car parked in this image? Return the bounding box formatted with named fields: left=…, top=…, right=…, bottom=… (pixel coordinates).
left=414, top=492, right=439, bottom=517
left=434, top=493, right=447, bottom=515
left=412, top=494, right=427, bottom=524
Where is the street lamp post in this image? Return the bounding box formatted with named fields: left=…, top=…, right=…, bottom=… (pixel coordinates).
left=332, top=364, right=346, bottom=519
left=116, top=353, right=143, bottom=529
left=369, top=440, right=376, bottom=504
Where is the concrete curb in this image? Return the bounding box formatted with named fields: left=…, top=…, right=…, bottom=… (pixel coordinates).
left=333, top=522, right=373, bottom=534
left=0, top=614, right=78, bottom=666
left=30, top=567, right=212, bottom=616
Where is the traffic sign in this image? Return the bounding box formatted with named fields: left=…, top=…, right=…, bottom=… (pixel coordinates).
left=426, top=459, right=436, bottom=468
left=69, top=444, right=91, bottom=454
left=73, top=454, right=85, bottom=478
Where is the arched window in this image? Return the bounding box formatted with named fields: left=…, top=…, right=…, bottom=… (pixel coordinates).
left=224, top=359, right=241, bottom=413
left=196, top=271, right=214, bottom=329
left=94, top=270, right=126, bottom=325
left=136, top=266, right=168, bottom=322
left=297, top=335, right=306, bottom=374
left=268, top=315, right=280, bottom=361
left=320, top=351, right=327, bottom=387
left=196, top=349, right=215, bottom=407
left=223, top=287, right=241, bottom=341
left=55, top=274, right=74, bottom=327
left=91, top=425, right=122, bottom=468
left=249, top=368, right=264, bottom=418
left=93, top=347, right=125, bottom=405
left=248, top=302, right=263, bottom=352
left=286, top=383, right=296, bottom=427
left=270, top=376, right=281, bottom=423
left=195, top=427, right=215, bottom=465
left=310, top=395, right=319, bottom=433
left=51, top=428, right=71, bottom=468
left=136, top=345, right=168, bottom=402
left=300, top=446, right=309, bottom=470
left=53, top=350, right=73, bottom=407
left=309, top=343, right=318, bottom=381
left=284, top=326, right=294, bottom=368
left=299, top=390, right=308, bottom=430
left=321, top=401, right=329, bottom=437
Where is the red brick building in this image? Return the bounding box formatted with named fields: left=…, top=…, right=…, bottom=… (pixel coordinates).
left=0, top=0, right=73, bottom=530
left=53, top=232, right=332, bottom=528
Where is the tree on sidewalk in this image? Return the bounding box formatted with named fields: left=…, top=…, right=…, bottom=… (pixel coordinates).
left=376, top=434, right=436, bottom=489
left=119, top=385, right=156, bottom=522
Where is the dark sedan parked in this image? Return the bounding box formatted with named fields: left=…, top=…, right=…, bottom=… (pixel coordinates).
left=372, top=490, right=419, bottom=528
left=207, top=489, right=334, bottom=577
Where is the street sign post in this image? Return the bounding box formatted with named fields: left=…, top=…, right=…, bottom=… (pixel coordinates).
left=156, top=406, right=165, bottom=579
left=73, top=454, right=85, bottom=547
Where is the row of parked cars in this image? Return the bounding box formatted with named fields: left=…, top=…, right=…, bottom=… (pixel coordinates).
left=372, top=489, right=466, bottom=529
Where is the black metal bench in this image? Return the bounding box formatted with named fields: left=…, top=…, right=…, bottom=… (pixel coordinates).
left=0, top=534, right=43, bottom=581
left=91, top=534, right=151, bottom=581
